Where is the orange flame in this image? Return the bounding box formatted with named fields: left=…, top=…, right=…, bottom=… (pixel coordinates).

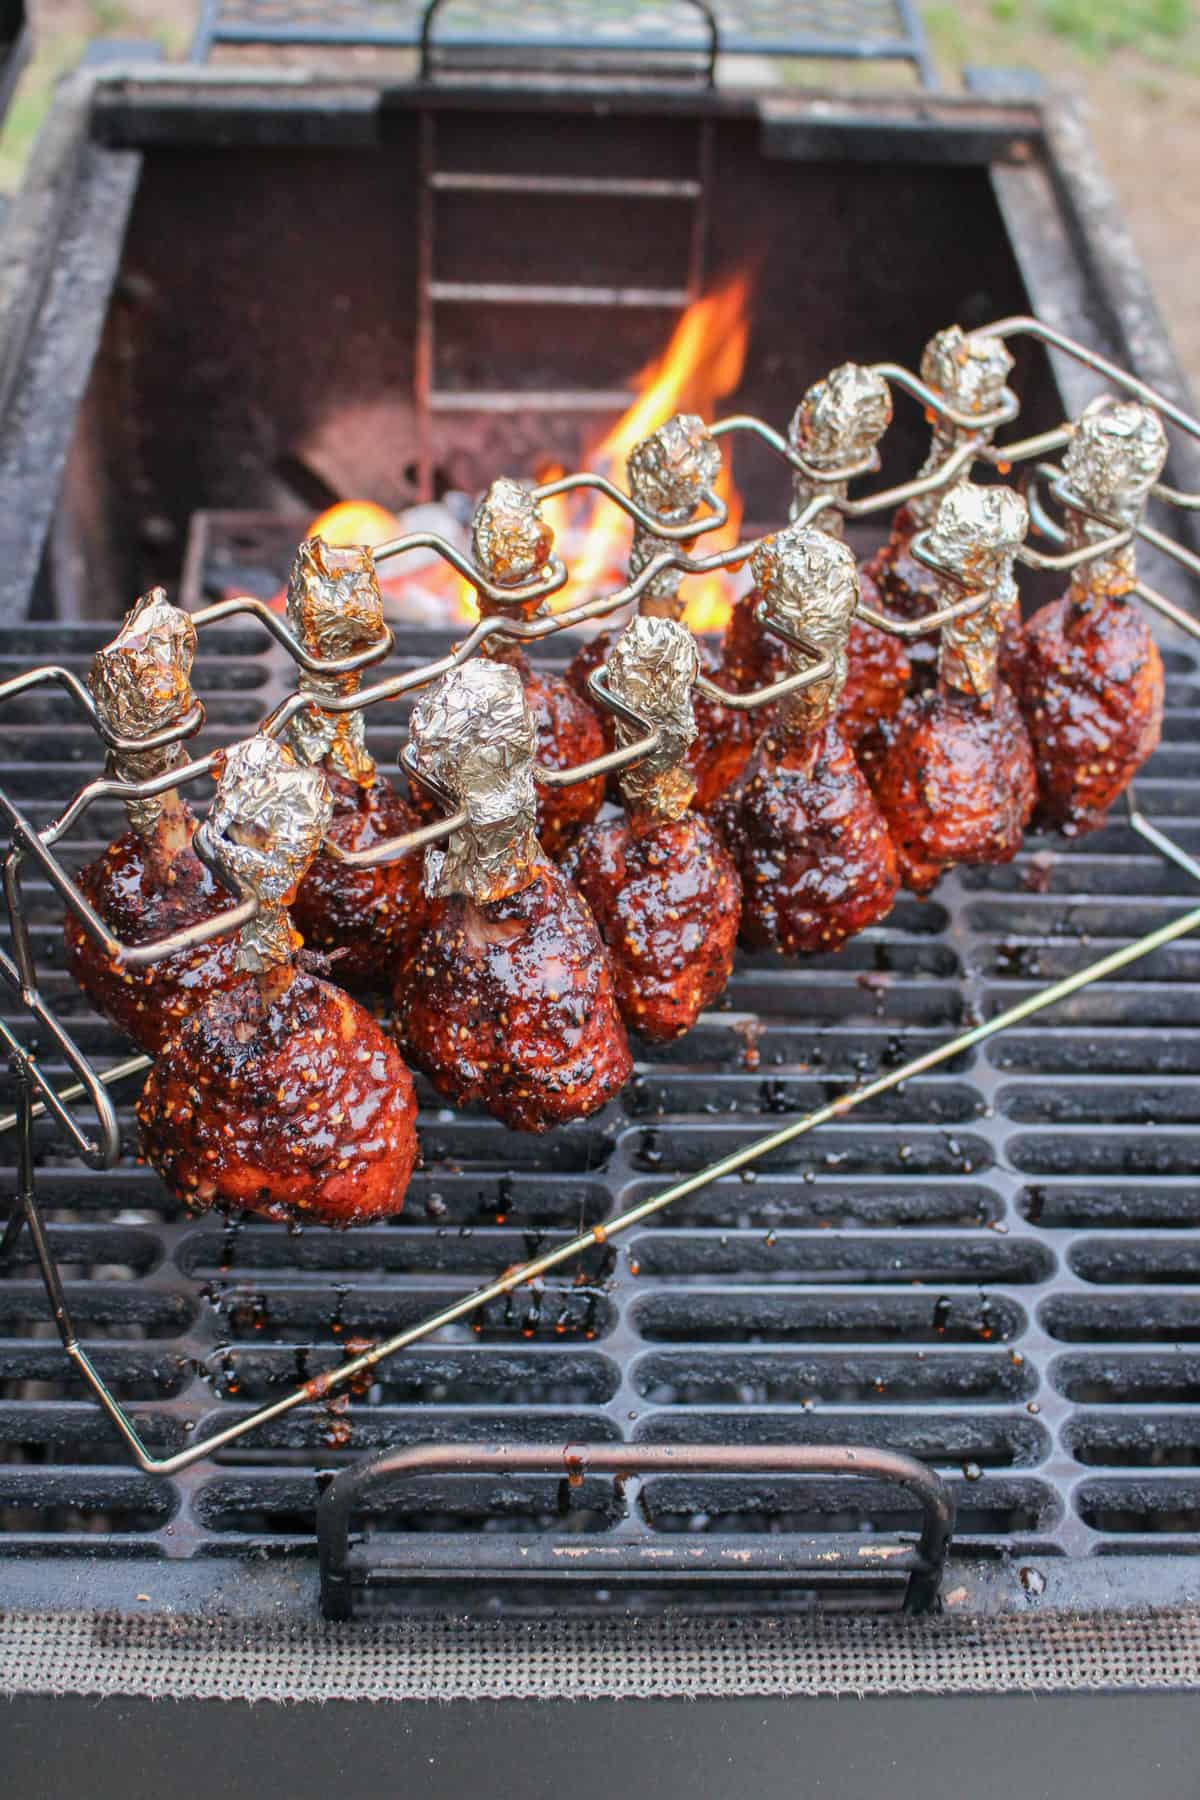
left=299, top=272, right=754, bottom=633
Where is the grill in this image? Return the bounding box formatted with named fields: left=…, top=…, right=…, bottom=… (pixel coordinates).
left=4, top=607, right=1200, bottom=1612
left=3, top=53, right=1200, bottom=1725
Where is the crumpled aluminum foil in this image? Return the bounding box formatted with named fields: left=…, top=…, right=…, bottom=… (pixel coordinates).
left=89, top=588, right=199, bottom=835
left=926, top=480, right=1028, bottom=701
left=911, top=324, right=1017, bottom=525
left=284, top=536, right=386, bottom=785
left=1060, top=396, right=1167, bottom=601
left=788, top=363, right=892, bottom=536
left=604, top=614, right=700, bottom=826
left=472, top=478, right=554, bottom=597
left=751, top=525, right=860, bottom=733
left=626, top=414, right=722, bottom=610
left=409, top=661, right=541, bottom=903
left=207, top=735, right=333, bottom=972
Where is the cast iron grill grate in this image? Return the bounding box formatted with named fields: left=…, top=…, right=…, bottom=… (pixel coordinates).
left=2, top=618, right=1199, bottom=1573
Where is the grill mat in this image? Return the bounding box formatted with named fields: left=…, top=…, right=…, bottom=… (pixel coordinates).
left=3, top=620, right=1200, bottom=1585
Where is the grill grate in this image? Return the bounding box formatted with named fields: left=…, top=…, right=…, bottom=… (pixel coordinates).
left=2, top=616, right=1199, bottom=1579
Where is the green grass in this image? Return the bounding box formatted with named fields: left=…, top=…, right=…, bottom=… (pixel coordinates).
left=1040, top=0, right=1191, bottom=55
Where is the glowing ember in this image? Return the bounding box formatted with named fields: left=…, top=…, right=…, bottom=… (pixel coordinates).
left=306, top=499, right=403, bottom=548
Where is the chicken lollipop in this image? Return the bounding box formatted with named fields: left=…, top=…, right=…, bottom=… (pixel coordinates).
left=870, top=481, right=1036, bottom=895
left=563, top=615, right=741, bottom=1040
left=712, top=527, right=899, bottom=955
left=865, top=326, right=1018, bottom=685
left=468, top=479, right=605, bottom=857
left=137, top=736, right=418, bottom=1227
left=394, top=661, right=631, bottom=1131
left=1015, top=396, right=1168, bottom=835
left=720, top=363, right=910, bottom=744
left=64, top=589, right=241, bottom=1052
left=282, top=535, right=424, bottom=989
left=566, top=414, right=753, bottom=809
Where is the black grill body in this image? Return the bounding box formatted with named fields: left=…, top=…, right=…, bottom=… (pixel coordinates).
left=4, top=618, right=1200, bottom=1619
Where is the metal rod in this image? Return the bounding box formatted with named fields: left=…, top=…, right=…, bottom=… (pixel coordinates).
left=0, top=1052, right=150, bottom=1138
left=51, top=892, right=1200, bottom=1479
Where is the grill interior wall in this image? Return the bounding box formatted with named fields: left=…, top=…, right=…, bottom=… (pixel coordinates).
left=4, top=620, right=1200, bottom=1574
left=58, top=105, right=1062, bottom=617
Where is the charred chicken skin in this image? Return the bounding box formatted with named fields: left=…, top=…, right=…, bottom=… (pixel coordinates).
left=712, top=527, right=898, bottom=954
left=137, top=736, right=418, bottom=1227
left=870, top=481, right=1036, bottom=895
left=138, top=965, right=417, bottom=1226
left=282, top=537, right=425, bottom=987
left=563, top=615, right=741, bottom=1039
left=1014, top=396, right=1168, bottom=835
left=566, top=415, right=754, bottom=810
left=394, top=660, right=631, bottom=1131
left=63, top=588, right=241, bottom=1053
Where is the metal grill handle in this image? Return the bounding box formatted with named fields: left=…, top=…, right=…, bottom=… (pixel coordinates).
left=317, top=1441, right=956, bottom=1619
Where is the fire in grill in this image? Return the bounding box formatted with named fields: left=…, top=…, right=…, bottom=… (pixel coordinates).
left=4, top=298, right=1200, bottom=1629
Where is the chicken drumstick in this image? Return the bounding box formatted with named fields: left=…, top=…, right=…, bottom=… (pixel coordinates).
left=870, top=481, right=1036, bottom=894
left=1015, top=396, right=1168, bottom=835
left=394, top=661, right=632, bottom=1131
left=712, top=526, right=899, bottom=955
left=563, top=614, right=741, bottom=1040
left=137, top=736, right=418, bottom=1226
left=64, top=589, right=240, bottom=1052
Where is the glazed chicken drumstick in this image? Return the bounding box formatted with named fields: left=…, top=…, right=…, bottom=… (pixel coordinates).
left=720, top=362, right=910, bottom=744
left=712, top=525, right=899, bottom=955
left=282, top=535, right=425, bottom=990
left=137, top=736, right=418, bottom=1227
left=64, top=589, right=241, bottom=1052
left=394, top=660, right=632, bottom=1131
left=869, top=481, right=1036, bottom=895
left=563, top=614, right=741, bottom=1041
left=566, top=413, right=752, bottom=809
left=1014, top=395, right=1168, bottom=835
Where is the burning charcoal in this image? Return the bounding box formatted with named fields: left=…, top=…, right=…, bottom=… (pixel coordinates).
left=64, top=589, right=242, bottom=1052
left=869, top=481, right=1035, bottom=894
left=712, top=527, right=899, bottom=952
left=864, top=326, right=1018, bottom=690
left=720, top=363, right=910, bottom=745
left=137, top=736, right=418, bottom=1227
left=421, top=478, right=607, bottom=859
left=394, top=661, right=631, bottom=1131
left=282, top=535, right=425, bottom=990
left=1014, top=397, right=1168, bottom=835
left=566, top=414, right=754, bottom=810
left=563, top=615, right=741, bottom=1041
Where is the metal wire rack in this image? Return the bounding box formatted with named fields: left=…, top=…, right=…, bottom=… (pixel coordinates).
left=3, top=316, right=1200, bottom=1609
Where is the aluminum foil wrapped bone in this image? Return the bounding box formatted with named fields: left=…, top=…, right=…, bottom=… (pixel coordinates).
left=626, top=414, right=723, bottom=611
left=89, top=588, right=199, bottom=836
left=788, top=363, right=893, bottom=536
left=1060, top=396, right=1168, bottom=600
left=603, top=615, right=700, bottom=826
left=751, top=526, right=861, bottom=733
left=911, top=325, right=1017, bottom=526
left=470, top=478, right=555, bottom=628
left=206, top=735, right=334, bottom=972
left=284, top=536, right=386, bottom=785
left=410, top=660, right=541, bottom=903
left=926, top=480, right=1028, bottom=702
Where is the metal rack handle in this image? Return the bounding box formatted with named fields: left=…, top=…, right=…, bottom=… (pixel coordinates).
left=317, top=1441, right=955, bottom=1620
left=419, top=0, right=721, bottom=84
